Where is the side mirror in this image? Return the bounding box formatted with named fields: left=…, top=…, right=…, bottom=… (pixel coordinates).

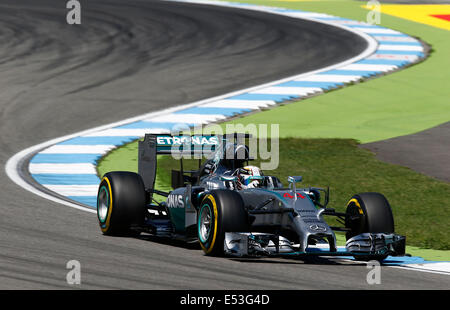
left=287, top=176, right=302, bottom=184
left=288, top=176, right=302, bottom=193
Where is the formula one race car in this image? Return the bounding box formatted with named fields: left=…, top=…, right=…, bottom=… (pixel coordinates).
left=96, top=133, right=405, bottom=261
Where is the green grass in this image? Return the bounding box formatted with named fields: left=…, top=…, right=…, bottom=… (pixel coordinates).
left=219, top=0, right=450, bottom=143
left=97, top=138, right=450, bottom=258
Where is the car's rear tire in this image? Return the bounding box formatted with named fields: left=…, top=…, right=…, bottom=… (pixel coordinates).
left=345, top=192, right=395, bottom=261
left=97, top=171, right=147, bottom=236
left=197, top=189, right=248, bottom=256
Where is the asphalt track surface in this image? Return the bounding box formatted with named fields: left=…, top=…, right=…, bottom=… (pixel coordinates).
left=362, top=121, right=450, bottom=183
left=0, top=0, right=448, bottom=289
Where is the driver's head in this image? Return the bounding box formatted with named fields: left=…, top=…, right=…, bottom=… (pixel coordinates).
left=238, top=165, right=263, bottom=189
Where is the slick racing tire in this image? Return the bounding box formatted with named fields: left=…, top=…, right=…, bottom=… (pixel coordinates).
left=345, top=192, right=395, bottom=261
left=97, top=171, right=147, bottom=236
left=197, top=189, right=248, bottom=256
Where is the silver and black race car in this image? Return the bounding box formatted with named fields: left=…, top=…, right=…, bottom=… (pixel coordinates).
left=96, top=133, right=405, bottom=261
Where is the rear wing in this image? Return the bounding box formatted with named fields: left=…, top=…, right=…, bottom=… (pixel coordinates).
left=138, top=133, right=252, bottom=195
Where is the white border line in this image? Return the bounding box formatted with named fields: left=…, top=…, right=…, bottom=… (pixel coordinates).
left=390, top=264, right=450, bottom=276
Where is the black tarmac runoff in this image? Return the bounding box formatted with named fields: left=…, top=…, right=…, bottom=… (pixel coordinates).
left=0, top=0, right=448, bottom=289
left=362, top=121, right=450, bottom=183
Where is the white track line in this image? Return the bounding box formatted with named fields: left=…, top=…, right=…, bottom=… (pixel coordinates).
left=29, top=163, right=98, bottom=174
left=39, top=145, right=115, bottom=154
left=390, top=263, right=450, bottom=276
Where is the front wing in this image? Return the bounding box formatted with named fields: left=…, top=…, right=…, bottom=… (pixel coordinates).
left=224, top=232, right=406, bottom=258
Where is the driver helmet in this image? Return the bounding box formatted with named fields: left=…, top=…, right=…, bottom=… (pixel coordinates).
left=239, top=165, right=263, bottom=189
left=223, top=143, right=250, bottom=169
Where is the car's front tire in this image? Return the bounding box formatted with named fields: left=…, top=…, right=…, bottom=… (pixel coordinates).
left=97, top=171, right=147, bottom=236
left=197, top=189, right=248, bottom=256
left=345, top=192, right=395, bottom=261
